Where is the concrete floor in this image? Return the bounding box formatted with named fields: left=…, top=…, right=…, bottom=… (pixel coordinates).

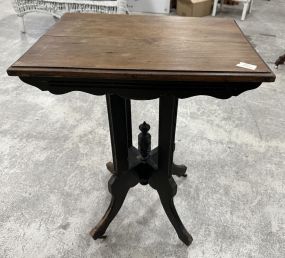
left=0, top=0, right=285, bottom=257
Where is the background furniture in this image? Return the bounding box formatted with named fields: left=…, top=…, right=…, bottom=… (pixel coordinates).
left=127, top=0, right=171, bottom=14
left=7, top=14, right=275, bottom=246
left=212, top=0, right=254, bottom=20
left=12, top=0, right=127, bottom=32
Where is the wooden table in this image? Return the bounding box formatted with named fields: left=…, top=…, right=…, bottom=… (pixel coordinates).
left=7, top=14, right=275, bottom=246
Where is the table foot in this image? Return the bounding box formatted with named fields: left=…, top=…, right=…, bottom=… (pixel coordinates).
left=172, top=163, right=187, bottom=177
left=149, top=173, right=193, bottom=246
left=275, top=53, right=285, bottom=68
left=90, top=171, right=139, bottom=239
left=150, top=148, right=188, bottom=178
left=106, top=161, right=115, bottom=174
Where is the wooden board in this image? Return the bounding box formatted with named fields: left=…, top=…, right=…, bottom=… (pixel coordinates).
left=8, top=13, right=275, bottom=82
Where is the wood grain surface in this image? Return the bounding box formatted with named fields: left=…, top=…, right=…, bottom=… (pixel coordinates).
left=8, top=13, right=275, bottom=82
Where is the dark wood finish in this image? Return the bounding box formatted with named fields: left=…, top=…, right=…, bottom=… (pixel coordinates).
left=106, top=94, right=129, bottom=173
left=149, top=174, right=193, bottom=245
left=138, top=121, right=151, bottom=160
left=8, top=13, right=275, bottom=83
left=275, top=53, right=285, bottom=68
left=90, top=169, right=139, bottom=239
left=7, top=13, right=275, bottom=246
left=149, top=95, right=192, bottom=245
left=172, top=164, right=188, bottom=177
left=125, top=99, right=132, bottom=148
left=92, top=95, right=192, bottom=244
left=16, top=77, right=267, bottom=100
left=158, top=96, right=178, bottom=177
left=91, top=95, right=138, bottom=239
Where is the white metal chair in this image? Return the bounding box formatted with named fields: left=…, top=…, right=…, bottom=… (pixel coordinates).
left=212, top=0, right=254, bottom=21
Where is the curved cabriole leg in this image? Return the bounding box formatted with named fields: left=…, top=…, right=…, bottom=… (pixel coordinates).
left=153, top=96, right=192, bottom=246
left=149, top=174, right=193, bottom=246
left=91, top=95, right=138, bottom=239
left=90, top=172, right=138, bottom=239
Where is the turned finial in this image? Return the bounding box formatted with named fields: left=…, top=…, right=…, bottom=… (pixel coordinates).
left=138, top=121, right=151, bottom=160
left=139, top=121, right=150, bottom=134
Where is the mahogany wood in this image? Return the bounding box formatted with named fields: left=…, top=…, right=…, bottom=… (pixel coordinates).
left=7, top=13, right=276, bottom=246
left=8, top=13, right=275, bottom=84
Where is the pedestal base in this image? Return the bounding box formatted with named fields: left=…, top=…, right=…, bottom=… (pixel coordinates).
left=106, top=149, right=187, bottom=178
left=90, top=147, right=192, bottom=246
left=90, top=94, right=193, bottom=246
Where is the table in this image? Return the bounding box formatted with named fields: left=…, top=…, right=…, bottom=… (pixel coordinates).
left=7, top=13, right=275, bottom=246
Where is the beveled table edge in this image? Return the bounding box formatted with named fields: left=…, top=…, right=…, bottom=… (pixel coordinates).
left=7, top=66, right=276, bottom=83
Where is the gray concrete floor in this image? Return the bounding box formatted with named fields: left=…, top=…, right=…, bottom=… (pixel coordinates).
left=0, top=0, right=285, bottom=257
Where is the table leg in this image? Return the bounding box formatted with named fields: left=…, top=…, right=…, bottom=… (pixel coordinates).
left=106, top=98, right=132, bottom=175
left=125, top=99, right=132, bottom=148
left=171, top=97, right=188, bottom=177
left=149, top=96, right=193, bottom=246
left=167, top=94, right=188, bottom=177
left=90, top=94, right=139, bottom=239
left=90, top=171, right=138, bottom=239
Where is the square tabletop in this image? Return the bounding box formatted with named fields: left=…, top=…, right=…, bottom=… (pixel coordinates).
left=8, top=13, right=275, bottom=83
